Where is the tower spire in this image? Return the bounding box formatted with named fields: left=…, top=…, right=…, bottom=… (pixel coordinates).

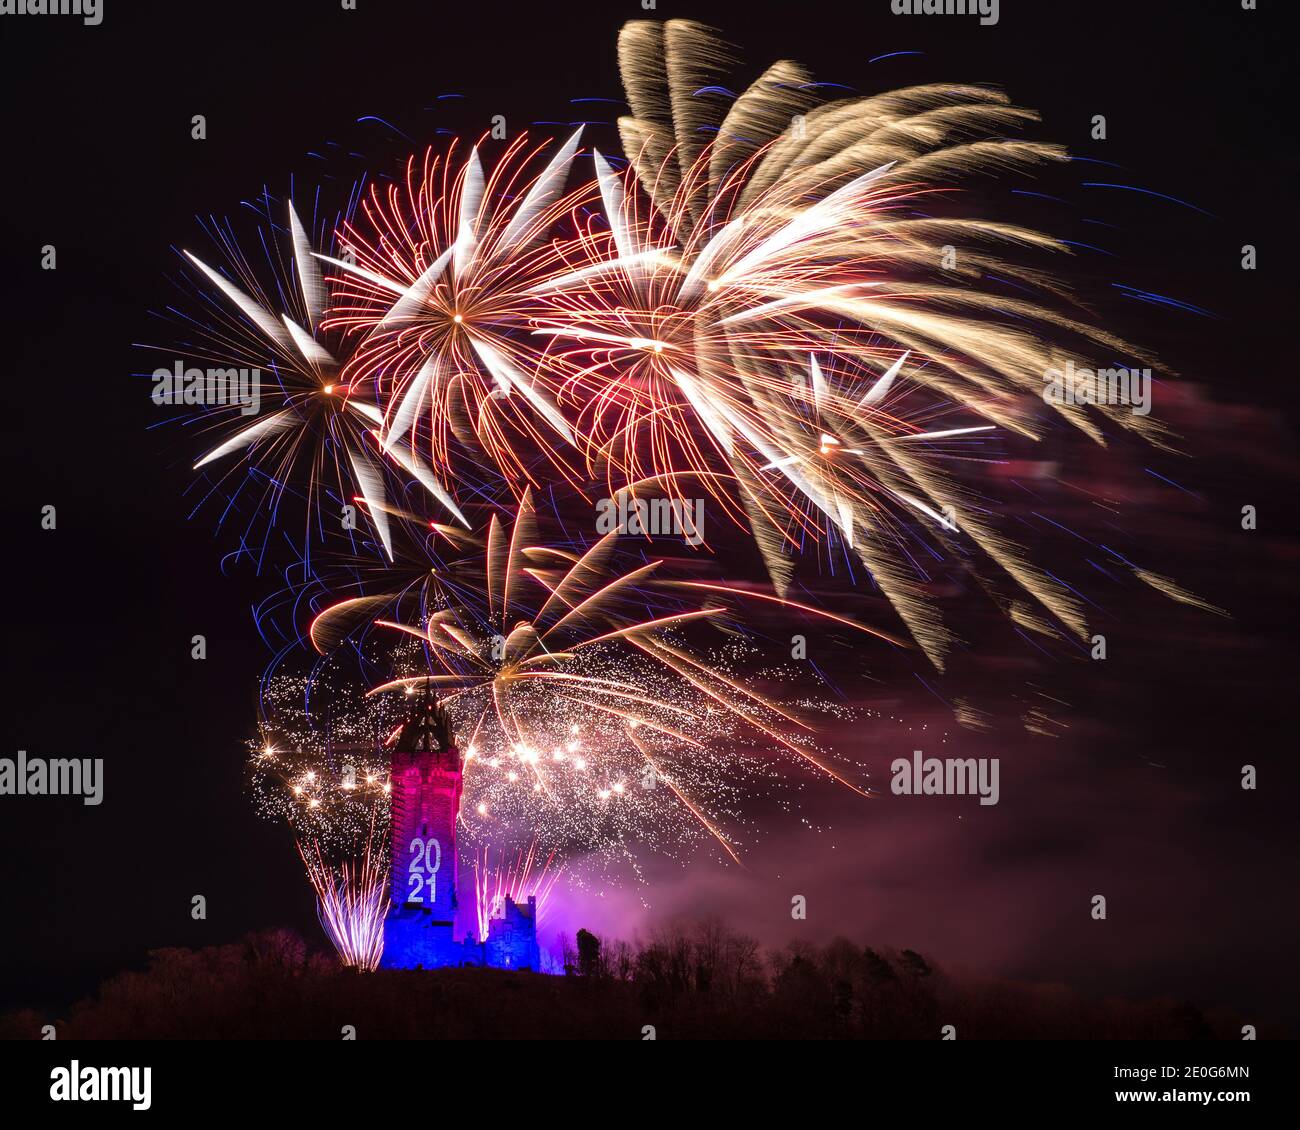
left=395, top=681, right=456, bottom=761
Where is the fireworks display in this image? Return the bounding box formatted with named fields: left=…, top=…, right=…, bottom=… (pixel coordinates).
left=533, top=20, right=1166, bottom=669
left=300, top=833, right=388, bottom=973
left=249, top=673, right=397, bottom=850
left=472, top=841, right=562, bottom=946
left=325, top=134, right=595, bottom=493
left=164, top=202, right=405, bottom=569
left=307, top=494, right=866, bottom=871
left=153, top=18, right=1209, bottom=953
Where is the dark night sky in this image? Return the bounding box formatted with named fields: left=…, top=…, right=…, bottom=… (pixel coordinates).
left=0, top=0, right=1296, bottom=1025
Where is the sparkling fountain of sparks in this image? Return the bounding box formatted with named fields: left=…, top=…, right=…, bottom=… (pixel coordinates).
left=472, top=840, right=563, bottom=944
left=249, top=674, right=397, bottom=851
left=299, top=832, right=388, bottom=972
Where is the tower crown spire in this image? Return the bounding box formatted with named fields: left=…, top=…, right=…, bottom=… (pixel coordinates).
left=394, top=684, right=457, bottom=765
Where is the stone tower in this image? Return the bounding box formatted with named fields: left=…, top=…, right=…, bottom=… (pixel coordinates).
left=380, top=689, right=464, bottom=969
left=378, top=687, right=543, bottom=972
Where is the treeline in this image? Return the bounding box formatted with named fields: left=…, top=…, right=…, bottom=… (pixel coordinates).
left=0, top=922, right=1265, bottom=1040
left=553, top=921, right=1251, bottom=1039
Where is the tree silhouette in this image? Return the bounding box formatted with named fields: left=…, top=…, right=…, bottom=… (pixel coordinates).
left=576, top=929, right=601, bottom=979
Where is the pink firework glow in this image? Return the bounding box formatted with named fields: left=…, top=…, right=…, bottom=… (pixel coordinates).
left=472, top=841, right=563, bottom=944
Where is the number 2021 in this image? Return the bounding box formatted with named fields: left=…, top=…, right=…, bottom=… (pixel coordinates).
left=407, top=837, right=441, bottom=903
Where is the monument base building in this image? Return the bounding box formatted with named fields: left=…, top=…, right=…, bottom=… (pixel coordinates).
left=383, top=896, right=541, bottom=972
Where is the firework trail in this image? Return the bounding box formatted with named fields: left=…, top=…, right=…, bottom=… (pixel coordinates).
left=321, top=490, right=869, bottom=779
left=472, top=840, right=562, bottom=944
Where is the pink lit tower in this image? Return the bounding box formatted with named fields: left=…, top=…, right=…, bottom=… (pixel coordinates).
left=380, top=689, right=539, bottom=970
